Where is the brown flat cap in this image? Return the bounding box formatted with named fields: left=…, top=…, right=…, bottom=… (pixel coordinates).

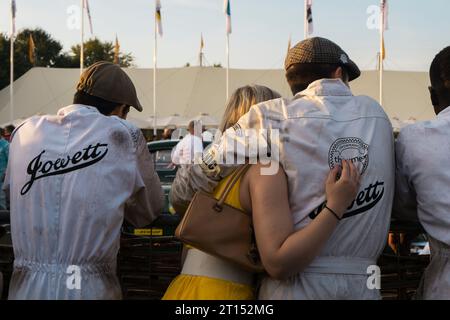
left=77, top=61, right=143, bottom=112
left=285, top=37, right=361, bottom=81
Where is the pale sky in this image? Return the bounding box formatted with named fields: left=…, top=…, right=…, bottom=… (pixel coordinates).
left=1, top=0, right=449, bottom=71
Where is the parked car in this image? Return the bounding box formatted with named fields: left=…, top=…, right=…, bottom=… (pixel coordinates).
left=148, top=139, right=212, bottom=183
left=410, top=234, right=430, bottom=255
left=149, top=139, right=211, bottom=213
left=122, top=139, right=211, bottom=236
left=148, top=139, right=180, bottom=217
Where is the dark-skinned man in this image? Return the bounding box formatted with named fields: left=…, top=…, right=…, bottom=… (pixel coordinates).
left=394, top=46, right=450, bottom=299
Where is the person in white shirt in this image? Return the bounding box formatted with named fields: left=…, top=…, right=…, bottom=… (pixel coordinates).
left=171, top=37, right=395, bottom=300
left=394, top=46, right=450, bottom=299
left=171, top=120, right=204, bottom=165
left=4, top=61, right=164, bottom=300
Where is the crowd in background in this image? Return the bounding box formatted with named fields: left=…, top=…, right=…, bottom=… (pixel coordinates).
left=0, top=125, right=14, bottom=211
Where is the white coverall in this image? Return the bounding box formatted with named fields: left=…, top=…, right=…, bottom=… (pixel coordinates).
left=171, top=79, right=395, bottom=299
left=394, top=106, right=450, bottom=299
left=4, top=105, right=164, bottom=300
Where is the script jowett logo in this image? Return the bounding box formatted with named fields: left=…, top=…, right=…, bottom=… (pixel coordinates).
left=21, top=143, right=109, bottom=195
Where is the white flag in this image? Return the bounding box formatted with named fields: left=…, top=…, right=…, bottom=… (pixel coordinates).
left=11, top=0, right=17, bottom=37
left=224, top=0, right=231, bottom=34
left=381, top=0, right=389, bottom=31
left=306, top=0, right=313, bottom=35
left=156, top=0, right=163, bottom=37
left=84, top=0, right=94, bottom=35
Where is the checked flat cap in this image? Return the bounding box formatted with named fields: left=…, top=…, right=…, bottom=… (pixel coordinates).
left=285, top=37, right=361, bottom=81
left=77, top=61, right=143, bottom=112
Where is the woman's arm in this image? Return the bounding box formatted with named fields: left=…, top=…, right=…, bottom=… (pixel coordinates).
left=240, top=160, right=360, bottom=280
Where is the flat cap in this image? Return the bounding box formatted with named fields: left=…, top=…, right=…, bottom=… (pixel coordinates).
left=77, top=61, right=143, bottom=112
left=285, top=37, right=361, bottom=81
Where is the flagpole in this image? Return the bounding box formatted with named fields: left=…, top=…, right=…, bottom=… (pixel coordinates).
left=287, top=34, right=291, bottom=55
left=80, top=0, right=84, bottom=75
left=224, top=0, right=230, bottom=101
left=304, top=0, right=308, bottom=39
left=379, top=3, right=384, bottom=106
left=226, top=33, right=230, bottom=100
left=10, top=6, right=14, bottom=123
left=153, top=10, right=157, bottom=137
left=199, top=34, right=203, bottom=67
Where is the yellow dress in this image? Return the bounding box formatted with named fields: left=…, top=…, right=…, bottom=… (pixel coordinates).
left=162, top=173, right=255, bottom=300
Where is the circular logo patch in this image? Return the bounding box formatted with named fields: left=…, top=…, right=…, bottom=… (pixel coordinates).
left=328, top=137, right=369, bottom=174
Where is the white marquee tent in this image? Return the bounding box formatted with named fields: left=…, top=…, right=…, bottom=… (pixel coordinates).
left=0, top=67, right=434, bottom=128
left=152, top=114, right=188, bottom=129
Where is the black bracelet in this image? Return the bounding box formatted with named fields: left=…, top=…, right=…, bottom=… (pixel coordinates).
left=325, top=205, right=342, bottom=221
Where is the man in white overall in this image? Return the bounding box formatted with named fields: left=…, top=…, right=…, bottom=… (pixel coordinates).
left=171, top=38, right=395, bottom=299
left=394, top=46, right=450, bottom=299
left=4, top=62, right=164, bottom=300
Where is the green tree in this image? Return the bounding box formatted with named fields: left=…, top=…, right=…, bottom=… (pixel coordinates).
left=15, top=28, right=68, bottom=69
left=0, top=28, right=69, bottom=90
left=0, top=30, right=135, bottom=90
left=0, top=34, right=10, bottom=90
left=70, top=38, right=134, bottom=68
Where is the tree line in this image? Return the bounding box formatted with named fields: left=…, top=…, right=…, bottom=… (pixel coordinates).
left=0, top=28, right=134, bottom=90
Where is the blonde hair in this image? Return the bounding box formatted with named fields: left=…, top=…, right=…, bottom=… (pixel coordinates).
left=219, top=85, right=281, bottom=132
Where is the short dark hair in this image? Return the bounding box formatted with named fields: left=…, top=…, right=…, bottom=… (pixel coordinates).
left=285, top=63, right=347, bottom=95
left=73, top=91, right=123, bottom=116
left=5, top=125, right=15, bottom=134
left=430, top=46, right=450, bottom=93
left=188, top=121, right=195, bottom=131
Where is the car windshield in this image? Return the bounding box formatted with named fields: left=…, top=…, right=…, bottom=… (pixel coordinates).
left=153, top=149, right=173, bottom=170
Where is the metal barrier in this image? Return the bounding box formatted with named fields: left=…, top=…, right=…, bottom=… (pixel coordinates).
left=379, top=220, right=429, bottom=300
left=0, top=211, right=12, bottom=300
left=118, top=215, right=183, bottom=300
left=0, top=212, right=430, bottom=300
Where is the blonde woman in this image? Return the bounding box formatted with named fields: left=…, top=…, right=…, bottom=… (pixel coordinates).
left=163, top=85, right=360, bottom=300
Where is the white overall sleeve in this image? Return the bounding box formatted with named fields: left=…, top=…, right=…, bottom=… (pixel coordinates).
left=170, top=105, right=271, bottom=212
left=125, top=132, right=164, bottom=227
